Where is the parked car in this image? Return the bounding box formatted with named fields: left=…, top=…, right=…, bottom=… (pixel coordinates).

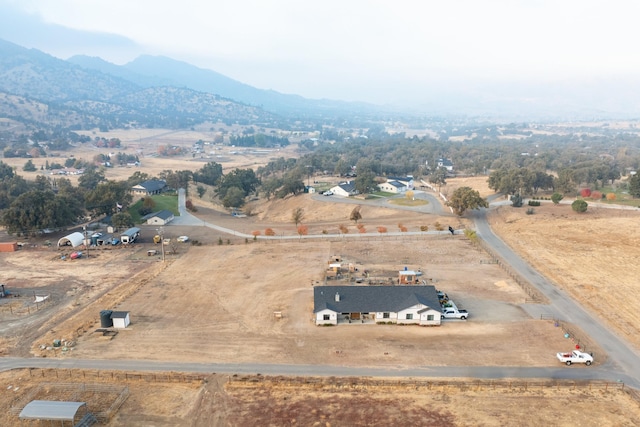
left=441, top=308, right=469, bottom=320
left=323, top=191, right=333, bottom=196
left=111, top=237, right=120, bottom=245
left=557, top=350, right=593, bottom=366
left=177, top=235, right=189, bottom=242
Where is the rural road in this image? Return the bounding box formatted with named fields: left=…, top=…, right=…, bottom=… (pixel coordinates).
left=0, top=357, right=632, bottom=384
left=2, top=189, right=639, bottom=390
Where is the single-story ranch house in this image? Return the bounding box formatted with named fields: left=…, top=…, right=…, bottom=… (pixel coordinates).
left=329, top=181, right=358, bottom=197
left=314, top=285, right=442, bottom=326
left=131, top=179, right=167, bottom=196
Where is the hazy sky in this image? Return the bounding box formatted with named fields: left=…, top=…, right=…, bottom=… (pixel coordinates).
left=2, top=0, right=640, bottom=106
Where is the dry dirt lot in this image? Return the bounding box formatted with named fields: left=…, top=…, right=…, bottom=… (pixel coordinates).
left=1, top=370, right=639, bottom=427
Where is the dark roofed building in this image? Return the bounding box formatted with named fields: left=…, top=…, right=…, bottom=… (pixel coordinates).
left=141, top=209, right=175, bottom=225
left=313, top=285, right=442, bottom=326
left=131, top=179, right=166, bottom=196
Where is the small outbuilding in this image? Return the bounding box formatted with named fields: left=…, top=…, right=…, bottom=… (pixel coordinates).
left=57, top=232, right=85, bottom=248
left=110, top=311, right=130, bottom=329
left=19, top=400, right=96, bottom=425
left=142, top=209, right=175, bottom=225
left=0, top=242, right=18, bottom=252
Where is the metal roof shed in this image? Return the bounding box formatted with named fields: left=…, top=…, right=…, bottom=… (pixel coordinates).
left=19, top=400, right=92, bottom=425
left=57, top=232, right=85, bottom=248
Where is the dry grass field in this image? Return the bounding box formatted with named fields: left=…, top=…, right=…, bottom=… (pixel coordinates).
left=489, top=201, right=640, bottom=350
left=1, top=370, right=639, bottom=426
left=2, top=130, right=640, bottom=424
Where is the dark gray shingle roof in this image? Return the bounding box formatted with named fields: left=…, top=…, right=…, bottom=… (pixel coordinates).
left=313, top=285, right=440, bottom=313
left=142, top=210, right=174, bottom=221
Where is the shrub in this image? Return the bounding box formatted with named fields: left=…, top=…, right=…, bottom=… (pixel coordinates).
left=399, top=226, right=408, bottom=232
left=434, top=222, right=444, bottom=231
left=218, top=237, right=223, bottom=245
left=358, top=226, right=366, bottom=233
left=551, top=193, right=563, bottom=204
left=339, top=224, right=349, bottom=234
left=297, top=225, right=308, bottom=236
left=322, top=230, right=328, bottom=234
left=377, top=226, right=387, bottom=233
left=528, top=200, right=540, bottom=206
left=463, top=229, right=477, bottom=241
left=510, top=193, right=523, bottom=207
left=580, top=188, right=592, bottom=198
left=526, top=208, right=535, bottom=215
left=185, top=199, right=197, bottom=212
left=572, top=199, right=588, bottom=213
left=251, top=230, right=261, bottom=237
left=265, top=228, right=276, bottom=236
left=590, top=190, right=602, bottom=200
left=606, top=193, right=616, bottom=201
left=356, top=223, right=365, bottom=231
left=420, top=225, right=429, bottom=232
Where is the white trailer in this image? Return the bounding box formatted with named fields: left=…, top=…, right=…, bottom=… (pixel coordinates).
left=120, top=227, right=140, bottom=244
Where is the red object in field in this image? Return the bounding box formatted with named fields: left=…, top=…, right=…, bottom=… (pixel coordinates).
left=575, top=344, right=580, bottom=349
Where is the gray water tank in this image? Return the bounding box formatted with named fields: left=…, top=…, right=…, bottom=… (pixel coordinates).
left=100, top=310, right=113, bottom=328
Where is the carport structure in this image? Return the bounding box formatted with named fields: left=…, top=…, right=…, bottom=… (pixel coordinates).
left=57, top=232, right=85, bottom=248
left=19, top=400, right=97, bottom=426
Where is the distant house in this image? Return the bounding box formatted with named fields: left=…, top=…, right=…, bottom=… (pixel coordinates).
left=330, top=181, right=358, bottom=197
left=131, top=179, right=166, bottom=196
left=142, top=210, right=175, bottom=225
left=437, top=158, right=454, bottom=172
left=313, top=285, right=442, bottom=326
left=377, top=180, right=407, bottom=194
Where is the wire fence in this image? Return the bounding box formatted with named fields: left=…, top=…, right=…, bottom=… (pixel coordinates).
left=473, top=237, right=546, bottom=303
left=227, top=374, right=627, bottom=393
left=540, top=314, right=593, bottom=354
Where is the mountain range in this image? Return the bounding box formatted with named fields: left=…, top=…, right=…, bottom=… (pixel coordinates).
left=0, top=37, right=387, bottom=131
left=2, top=35, right=640, bottom=131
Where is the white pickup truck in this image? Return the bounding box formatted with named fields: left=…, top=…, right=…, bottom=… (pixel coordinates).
left=556, top=350, right=593, bottom=366
left=441, top=308, right=469, bottom=320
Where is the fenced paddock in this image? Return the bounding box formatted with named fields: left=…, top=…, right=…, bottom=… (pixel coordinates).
left=8, top=369, right=206, bottom=423
left=10, top=382, right=129, bottom=423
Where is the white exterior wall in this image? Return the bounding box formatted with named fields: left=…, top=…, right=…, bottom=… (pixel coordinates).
left=146, top=215, right=174, bottom=226
left=419, top=309, right=442, bottom=326
left=375, top=312, right=398, bottom=323
left=397, top=304, right=423, bottom=325
left=330, top=185, right=350, bottom=197
left=315, top=309, right=338, bottom=325
left=113, top=313, right=130, bottom=329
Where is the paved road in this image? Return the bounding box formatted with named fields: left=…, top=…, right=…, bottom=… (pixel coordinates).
left=2, top=189, right=639, bottom=389
left=0, top=357, right=629, bottom=383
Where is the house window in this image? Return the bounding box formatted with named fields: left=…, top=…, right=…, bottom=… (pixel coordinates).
left=406, top=313, right=413, bottom=320
left=427, top=314, right=434, bottom=321
left=383, top=312, right=390, bottom=319
left=323, top=314, right=330, bottom=321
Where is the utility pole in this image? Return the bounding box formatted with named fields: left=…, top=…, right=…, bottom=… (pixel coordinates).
left=157, top=227, right=165, bottom=262
left=83, top=226, right=89, bottom=259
